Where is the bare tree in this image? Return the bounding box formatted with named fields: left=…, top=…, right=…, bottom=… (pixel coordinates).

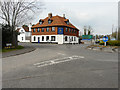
left=83, top=26, right=87, bottom=35
left=88, top=26, right=92, bottom=35
left=0, top=0, right=44, bottom=47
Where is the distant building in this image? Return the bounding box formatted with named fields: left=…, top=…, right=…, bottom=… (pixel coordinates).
left=31, top=13, right=79, bottom=44
left=17, top=24, right=32, bottom=42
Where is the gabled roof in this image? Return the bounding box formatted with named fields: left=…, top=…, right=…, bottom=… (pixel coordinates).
left=32, top=15, right=79, bottom=30
left=22, top=25, right=29, bottom=32
left=17, top=25, right=29, bottom=32
left=16, top=28, right=21, bottom=32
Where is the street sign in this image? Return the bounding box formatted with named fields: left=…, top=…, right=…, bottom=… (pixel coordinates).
left=6, top=43, right=12, bottom=46
left=102, top=36, right=108, bottom=46
left=82, top=35, right=93, bottom=40
left=102, top=36, right=108, bottom=42
left=58, top=27, right=63, bottom=34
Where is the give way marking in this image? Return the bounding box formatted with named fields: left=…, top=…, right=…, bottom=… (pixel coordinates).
left=33, top=55, right=84, bottom=68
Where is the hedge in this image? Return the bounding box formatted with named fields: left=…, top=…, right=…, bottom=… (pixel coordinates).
left=99, top=40, right=120, bottom=46
left=108, top=40, right=120, bottom=46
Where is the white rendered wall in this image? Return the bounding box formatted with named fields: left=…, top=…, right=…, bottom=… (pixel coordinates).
left=18, top=33, right=26, bottom=42
left=57, top=35, right=63, bottom=44
left=17, top=28, right=31, bottom=42
left=25, top=32, right=31, bottom=37
left=31, top=35, right=78, bottom=44
left=18, top=28, right=26, bottom=42
left=31, top=35, right=58, bottom=43
left=63, top=35, right=78, bottom=44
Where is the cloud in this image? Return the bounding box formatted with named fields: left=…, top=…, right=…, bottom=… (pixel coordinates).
left=32, top=2, right=118, bottom=35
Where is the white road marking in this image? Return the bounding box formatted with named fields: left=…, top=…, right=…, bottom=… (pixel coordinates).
left=57, top=53, right=65, bottom=56
left=34, top=55, right=84, bottom=68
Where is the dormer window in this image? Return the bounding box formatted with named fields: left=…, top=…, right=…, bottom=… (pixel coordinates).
left=39, top=19, right=43, bottom=25
left=48, top=19, right=51, bottom=24
left=67, top=21, right=69, bottom=25
left=40, top=21, right=42, bottom=25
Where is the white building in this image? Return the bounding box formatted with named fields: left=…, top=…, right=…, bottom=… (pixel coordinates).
left=31, top=13, right=79, bottom=44
left=17, top=24, right=32, bottom=42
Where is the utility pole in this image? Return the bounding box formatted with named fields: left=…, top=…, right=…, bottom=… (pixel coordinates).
left=116, top=27, right=118, bottom=40
left=112, top=24, right=114, bottom=37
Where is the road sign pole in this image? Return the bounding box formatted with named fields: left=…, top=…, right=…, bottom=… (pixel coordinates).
left=103, top=36, right=108, bottom=46
left=104, top=42, right=106, bottom=46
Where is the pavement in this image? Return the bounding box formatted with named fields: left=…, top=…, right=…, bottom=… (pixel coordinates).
left=87, top=45, right=119, bottom=53
left=2, top=43, right=36, bottom=58
left=2, top=43, right=118, bottom=88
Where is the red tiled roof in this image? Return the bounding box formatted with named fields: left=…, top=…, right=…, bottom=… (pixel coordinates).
left=17, top=25, right=29, bottom=32
left=32, top=15, right=79, bottom=30
left=16, top=28, right=21, bottom=32
left=22, top=25, right=29, bottom=32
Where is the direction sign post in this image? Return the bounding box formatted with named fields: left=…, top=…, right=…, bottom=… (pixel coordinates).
left=105, top=42, right=106, bottom=46
left=102, top=36, right=108, bottom=46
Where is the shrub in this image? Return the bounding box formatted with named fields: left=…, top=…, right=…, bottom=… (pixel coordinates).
left=108, top=40, right=120, bottom=46
left=99, top=40, right=120, bottom=46
left=99, top=40, right=104, bottom=45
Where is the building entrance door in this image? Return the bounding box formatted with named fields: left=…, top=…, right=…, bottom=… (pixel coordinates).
left=38, top=37, right=40, bottom=43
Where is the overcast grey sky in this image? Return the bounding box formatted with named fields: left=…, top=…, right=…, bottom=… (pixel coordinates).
left=32, top=0, right=118, bottom=35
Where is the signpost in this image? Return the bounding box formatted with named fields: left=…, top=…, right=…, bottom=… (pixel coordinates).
left=58, top=27, right=63, bottom=34
left=102, top=36, right=108, bottom=46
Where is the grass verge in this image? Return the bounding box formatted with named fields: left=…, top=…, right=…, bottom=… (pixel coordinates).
left=2, top=45, right=24, bottom=52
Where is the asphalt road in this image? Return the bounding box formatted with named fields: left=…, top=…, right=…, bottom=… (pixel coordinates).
left=2, top=43, right=118, bottom=88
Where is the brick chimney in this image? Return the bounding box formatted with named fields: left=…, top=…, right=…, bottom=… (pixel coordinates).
left=63, top=14, right=65, bottom=18
left=48, top=13, right=52, bottom=18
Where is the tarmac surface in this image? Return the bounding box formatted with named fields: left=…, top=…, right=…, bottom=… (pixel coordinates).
left=2, top=43, right=118, bottom=88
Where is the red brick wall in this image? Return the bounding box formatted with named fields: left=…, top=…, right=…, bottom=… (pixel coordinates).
left=32, top=27, right=58, bottom=35
left=32, top=27, right=79, bottom=37
left=63, top=27, right=79, bottom=37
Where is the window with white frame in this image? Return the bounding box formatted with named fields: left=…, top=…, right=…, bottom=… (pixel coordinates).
left=74, top=37, right=76, bottom=41
left=21, top=30, right=24, bottom=33
left=72, top=29, right=74, bottom=33
left=52, top=27, right=55, bottom=32
left=22, top=37, right=23, bottom=41
left=37, top=28, right=40, bottom=32
left=66, top=21, right=69, bottom=25
left=75, top=30, right=77, bottom=33
left=33, top=28, right=36, bottom=32
left=34, top=36, right=36, bottom=41
left=40, top=21, right=42, bottom=25
left=51, top=36, right=55, bottom=41
left=39, top=19, right=42, bottom=25
left=46, top=36, right=49, bottom=41
left=46, top=27, right=49, bottom=32
left=66, top=28, right=68, bottom=32
left=48, top=19, right=51, bottom=24
left=72, top=37, right=73, bottom=41
left=41, top=28, right=44, bottom=32
left=65, top=36, right=68, bottom=41
left=42, top=36, right=44, bottom=41
left=69, top=28, right=71, bottom=32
